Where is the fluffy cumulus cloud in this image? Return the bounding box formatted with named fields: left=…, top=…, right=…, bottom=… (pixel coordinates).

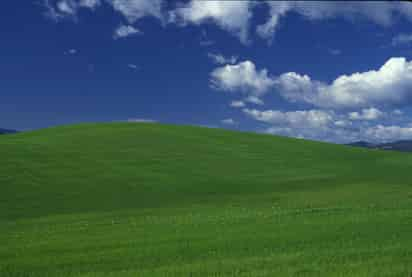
left=348, top=108, right=384, bottom=121
left=213, top=58, right=412, bottom=110
left=210, top=61, right=275, bottom=95
left=170, top=1, right=253, bottom=44
left=275, top=72, right=321, bottom=105
left=113, top=24, right=141, bottom=39
left=212, top=59, right=412, bottom=143
left=279, top=57, right=412, bottom=109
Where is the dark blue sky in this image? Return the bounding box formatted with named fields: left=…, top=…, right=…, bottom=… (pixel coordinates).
left=2, top=1, right=412, bottom=143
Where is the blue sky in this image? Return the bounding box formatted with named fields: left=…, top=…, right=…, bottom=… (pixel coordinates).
left=3, top=1, right=412, bottom=143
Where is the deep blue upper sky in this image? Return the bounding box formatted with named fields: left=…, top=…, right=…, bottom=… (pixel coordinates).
left=2, top=1, right=412, bottom=143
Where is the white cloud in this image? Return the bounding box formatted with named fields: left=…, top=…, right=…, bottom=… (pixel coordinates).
left=128, top=64, right=138, bottom=70
left=243, top=108, right=333, bottom=128
left=214, top=58, right=412, bottom=109
left=57, top=0, right=76, bottom=15
left=44, top=0, right=163, bottom=34
left=207, top=53, right=238, bottom=65
left=44, top=1, right=412, bottom=45
left=43, top=0, right=100, bottom=21
left=64, top=48, right=78, bottom=55
left=229, top=97, right=263, bottom=109
left=256, top=1, right=292, bottom=42
left=210, top=60, right=314, bottom=106
left=43, top=0, right=75, bottom=20
left=243, top=108, right=355, bottom=142
left=221, top=118, right=236, bottom=125
left=398, top=1, right=412, bottom=19
left=113, top=24, right=141, bottom=39
left=169, top=1, right=412, bottom=43
left=242, top=107, right=412, bottom=143
left=279, top=57, right=412, bottom=109
left=171, top=0, right=253, bottom=44
left=334, top=120, right=351, bottom=128
left=210, top=61, right=275, bottom=96
left=257, top=1, right=412, bottom=41
left=275, top=72, right=322, bottom=104
left=244, top=96, right=264, bottom=105
left=107, top=0, right=163, bottom=23
left=328, top=48, right=342, bottom=55
left=393, top=109, right=403, bottom=116
left=79, top=0, right=100, bottom=8
left=348, top=108, right=384, bottom=121
left=43, top=1, right=412, bottom=45
left=362, top=125, right=412, bottom=143
left=230, top=100, right=245, bottom=108
left=391, top=33, right=412, bottom=46
left=44, top=0, right=163, bottom=22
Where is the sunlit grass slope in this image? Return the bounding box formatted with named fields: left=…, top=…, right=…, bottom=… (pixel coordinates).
left=1, top=123, right=412, bottom=276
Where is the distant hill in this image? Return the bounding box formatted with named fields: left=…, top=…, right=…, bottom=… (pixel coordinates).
left=347, top=141, right=376, bottom=148
left=347, top=140, right=412, bottom=152
left=0, top=128, right=16, bottom=134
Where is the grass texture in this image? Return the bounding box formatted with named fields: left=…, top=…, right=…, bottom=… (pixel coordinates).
left=1, top=123, right=412, bottom=276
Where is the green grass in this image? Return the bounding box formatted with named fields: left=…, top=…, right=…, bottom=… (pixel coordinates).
left=1, top=122, right=412, bottom=276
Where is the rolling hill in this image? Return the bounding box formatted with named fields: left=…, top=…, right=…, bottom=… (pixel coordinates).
left=1, top=123, right=412, bottom=276
left=348, top=140, right=412, bottom=152
left=0, top=128, right=16, bottom=135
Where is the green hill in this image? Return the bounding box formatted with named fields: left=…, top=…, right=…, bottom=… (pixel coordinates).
left=1, top=123, right=412, bottom=276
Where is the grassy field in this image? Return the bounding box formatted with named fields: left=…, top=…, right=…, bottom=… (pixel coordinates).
left=1, top=123, right=412, bottom=276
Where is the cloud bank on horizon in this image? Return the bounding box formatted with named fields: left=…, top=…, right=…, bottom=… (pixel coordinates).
left=40, top=0, right=412, bottom=143
left=211, top=57, right=412, bottom=142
